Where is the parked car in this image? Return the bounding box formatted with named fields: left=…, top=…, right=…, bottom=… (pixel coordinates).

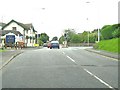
left=50, top=41, right=60, bottom=49
left=43, top=43, right=47, bottom=47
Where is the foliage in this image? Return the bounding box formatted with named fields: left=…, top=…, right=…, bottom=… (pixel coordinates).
left=59, top=36, right=65, bottom=44
left=38, top=39, right=44, bottom=46
left=64, top=29, right=76, bottom=42
left=112, top=28, right=120, bottom=38
left=39, top=33, right=49, bottom=43
left=52, top=36, right=58, bottom=41
left=101, top=24, right=119, bottom=40
left=94, top=38, right=120, bottom=53
left=89, top=33, right=97, bottom=43
left=71, top=34, right=81, bottom=43
left=80, top=31, right=88, bottom=43
left=59, top=23, right=119, bottom=44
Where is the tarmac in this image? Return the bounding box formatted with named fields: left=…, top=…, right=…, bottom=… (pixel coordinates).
left=0, top=47, right=42, bottom=70
left=0, top=47, right=119, bottom=70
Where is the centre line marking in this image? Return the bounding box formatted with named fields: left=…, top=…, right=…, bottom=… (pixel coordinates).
left=66, top=55, right=76, bottom=63
left=62, top=52, right=65, bottom=55
left=83, top=68, right=116, bottom=90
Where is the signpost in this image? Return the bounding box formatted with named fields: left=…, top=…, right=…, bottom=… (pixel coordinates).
left=6, top=35, right=15, bottom=43
left=5, top=35, right=15, bottom=47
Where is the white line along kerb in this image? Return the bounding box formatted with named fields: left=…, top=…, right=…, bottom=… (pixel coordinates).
left=84, top=68, right=115, bottom=90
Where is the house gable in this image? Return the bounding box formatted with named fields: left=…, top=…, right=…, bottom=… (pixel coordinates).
left=2, top=20, right=30, bottom=30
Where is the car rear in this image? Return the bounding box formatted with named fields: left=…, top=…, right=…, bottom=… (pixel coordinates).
left=50, top=41, right=60, bottom=49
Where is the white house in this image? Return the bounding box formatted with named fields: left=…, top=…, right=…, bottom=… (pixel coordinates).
left=1, top=20, right=37, bottom=47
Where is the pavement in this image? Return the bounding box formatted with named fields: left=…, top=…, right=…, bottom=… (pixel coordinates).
left=85, top=48, right=119, bottom=60
left=0, top=47, right=42, bottom=70
left=0, top=47, right=119, bottom=70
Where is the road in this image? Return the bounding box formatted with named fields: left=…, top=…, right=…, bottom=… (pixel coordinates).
left=1, top=47, right=118, bottom=89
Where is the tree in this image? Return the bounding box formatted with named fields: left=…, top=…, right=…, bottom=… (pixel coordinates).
left=81, top=31, right=88, bottom=43
left=112, top=28, right=120, bottom=38
left=39, top=33, right=49, bottom=43
left=52, top=36, right=58, bottom=41
left=59, top=35, right=65, bottom=44
left=101, top=24, right=118, bottom=40
left=71, top=34, right=81, bottom=43
left=63, top=29, right=76, bottom=42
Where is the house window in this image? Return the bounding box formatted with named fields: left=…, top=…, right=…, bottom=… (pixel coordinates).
left=12, top=27, right=16, bottom=30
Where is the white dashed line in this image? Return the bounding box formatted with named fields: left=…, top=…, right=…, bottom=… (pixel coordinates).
left=66, top=55, right=76, bottom=63
left=62, top=52, right=65, bottom=55
left=83, top=68, right=115, bottom=90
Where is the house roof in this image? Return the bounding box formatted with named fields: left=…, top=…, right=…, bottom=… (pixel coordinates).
left=1, top=20, right=37, bottom=32
left=0, top=30, right=23, bottom=36
left=25, top=23, right=37, bottom=32
left=0, top=22, right=6, bottom=27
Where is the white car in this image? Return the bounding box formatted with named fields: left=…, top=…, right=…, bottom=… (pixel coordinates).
left=50, top=41, right=60, bottom=49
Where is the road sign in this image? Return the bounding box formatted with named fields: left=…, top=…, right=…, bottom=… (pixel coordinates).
left=6, top=35, right=15, bottom=43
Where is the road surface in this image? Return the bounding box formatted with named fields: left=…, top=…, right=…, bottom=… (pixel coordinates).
left=1, top=47, right=118, bottom=89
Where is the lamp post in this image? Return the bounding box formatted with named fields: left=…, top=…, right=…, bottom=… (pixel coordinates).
left=37, top=8, right=46, bottom=44
left=86, top=1, right=90, bottom=46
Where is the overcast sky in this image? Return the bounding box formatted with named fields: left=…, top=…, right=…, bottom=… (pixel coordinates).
left=0, top=0, right=119, bottom=40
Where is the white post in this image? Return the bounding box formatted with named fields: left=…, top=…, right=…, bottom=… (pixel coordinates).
left=98, top=29, right=100, bottom=42
left=88, top=31, right=89, bottom=46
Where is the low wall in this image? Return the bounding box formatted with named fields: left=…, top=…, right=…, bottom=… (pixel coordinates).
left=67, top=43, right=95, bottom=47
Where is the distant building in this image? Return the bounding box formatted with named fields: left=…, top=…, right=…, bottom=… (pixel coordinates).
left=1, top=19, right=37, bottom=47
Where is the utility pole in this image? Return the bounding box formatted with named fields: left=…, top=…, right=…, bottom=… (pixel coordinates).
left=86, top=2, right=90, bottom=47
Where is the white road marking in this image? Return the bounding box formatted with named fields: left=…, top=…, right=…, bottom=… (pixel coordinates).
left=83, top=68, right=116, bottom=90
left=100, top=55, right=118, bottom=61
left=66, top=55, right=76, bottom=63
left=62, top=52, right=65, bottom=55
left=0, top=56, right=14, bottom=70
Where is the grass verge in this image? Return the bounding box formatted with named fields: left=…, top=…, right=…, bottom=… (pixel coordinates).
left=0, top=48, right=5, bottom=52
left=94, top=38, right=120, bottom=54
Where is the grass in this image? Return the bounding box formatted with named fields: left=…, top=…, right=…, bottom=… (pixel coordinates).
left=94, top=38, right=120, bottom=54
left=0, top=48, right=5, bottom=52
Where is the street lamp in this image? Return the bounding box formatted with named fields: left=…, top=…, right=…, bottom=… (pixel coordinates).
left=86, top=1, right=90, bottom=46
left=37, top=8, right=46, bottom=44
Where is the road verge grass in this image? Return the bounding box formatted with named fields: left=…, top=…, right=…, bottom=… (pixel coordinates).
left=0, top=48, right=5, bottom=52
left=94, top=38, right=120, bottom=54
